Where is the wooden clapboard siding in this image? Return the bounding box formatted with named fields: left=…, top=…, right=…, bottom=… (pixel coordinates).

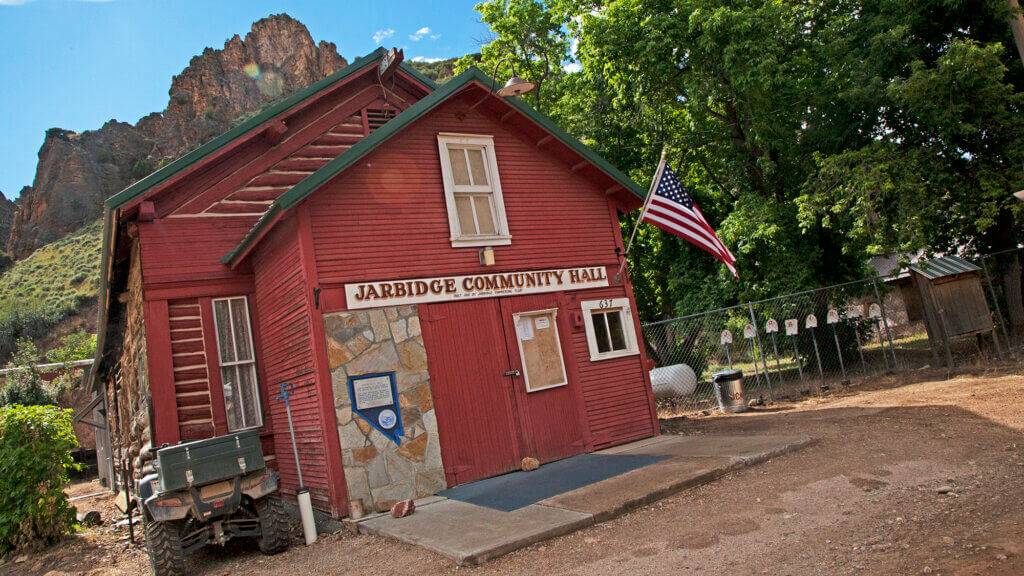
left=306, top=101, right=622, bottom=284
left=304, top=96, right=657, bottom=455
left=168, top=80, right=421, bottom=218
left=140, top=68, right=427, bottom=219
left=566, top=285, right=657, bottom=449
left=138, top=217, right=258, bottom=289
left=250, top=216, right=340, bottom=513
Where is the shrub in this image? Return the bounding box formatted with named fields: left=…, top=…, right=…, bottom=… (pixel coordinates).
left=1, top=338, right=56, bottom=407
left=0, top=405, right=79, bottom=556
left=131, top=158, right=154, bottom=181
left=47, top=332, right=97, bottom=393
left=95, top=149, right=114, bottom=164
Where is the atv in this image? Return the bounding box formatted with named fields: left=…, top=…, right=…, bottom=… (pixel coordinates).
left=137, top=429, right=291, bottom=576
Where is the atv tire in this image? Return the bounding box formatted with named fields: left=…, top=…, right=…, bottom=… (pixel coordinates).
left=145, top=519, right=187, bottom=576
left=255, top=495, right=291, bottom=554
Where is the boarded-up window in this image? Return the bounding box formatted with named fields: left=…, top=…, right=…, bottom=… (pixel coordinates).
left=212, top=297, right=263, bottom=430
left=514, top=309, right=568, bottom=392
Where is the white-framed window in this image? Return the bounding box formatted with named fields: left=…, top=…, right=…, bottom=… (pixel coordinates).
left=512, top=308, right=568, bottom=393
left=436, top=133, right=511, bottom=247
left=212, top=296, right=263, bottom=431
left=581, top=298, right=641, bottom=362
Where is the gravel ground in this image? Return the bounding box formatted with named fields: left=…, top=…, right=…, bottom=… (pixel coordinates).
left=5, top=364, right=1022, bottom=576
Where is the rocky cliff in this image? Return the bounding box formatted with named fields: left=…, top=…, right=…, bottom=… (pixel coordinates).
left=6, top=13, right=347, bottom=259
left=0, top=194, right=15, bottom=251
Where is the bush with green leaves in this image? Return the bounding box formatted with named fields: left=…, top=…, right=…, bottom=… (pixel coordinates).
left=46, top=332, right=97, bottom=394
left=0, top=405, right=79, bottom=556
left=1, top=338, right=56, bottom=407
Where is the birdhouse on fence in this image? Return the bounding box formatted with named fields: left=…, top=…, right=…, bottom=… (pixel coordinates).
left=908, top=255, right=998, bottom=364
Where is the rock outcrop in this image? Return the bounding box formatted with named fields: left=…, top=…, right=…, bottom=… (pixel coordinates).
left=0, top=194, right=15, bottom=251
left=6, top=13, right=348, bottom=259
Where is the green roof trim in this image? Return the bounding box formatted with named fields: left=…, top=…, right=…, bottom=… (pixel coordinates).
left=105, top=47, right=437, bottom=211
left=222, top=66, right=645, bottom=265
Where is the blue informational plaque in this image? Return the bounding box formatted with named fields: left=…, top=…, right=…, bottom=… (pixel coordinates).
left=348, top=372, right=403, bottom=445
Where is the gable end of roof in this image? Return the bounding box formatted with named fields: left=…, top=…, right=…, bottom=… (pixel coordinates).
left=106, top=48, right=436, bottom=212
left=222, top=66, right=646, bottom=266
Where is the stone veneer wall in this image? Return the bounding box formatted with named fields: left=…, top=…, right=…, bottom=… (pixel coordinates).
left=109, top=240, right=152, bottom=482
left=324, top=305, right=445, bottom=513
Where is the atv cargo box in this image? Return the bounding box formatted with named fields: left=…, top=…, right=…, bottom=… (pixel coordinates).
left=155, top=429, right=265, bottom=492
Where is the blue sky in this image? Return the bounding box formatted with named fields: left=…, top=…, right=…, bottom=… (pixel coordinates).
left=0, top=0, right=490, bottom=200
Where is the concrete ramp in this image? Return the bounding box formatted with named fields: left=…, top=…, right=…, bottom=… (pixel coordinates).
left=355, top=434, right=814, bottom=565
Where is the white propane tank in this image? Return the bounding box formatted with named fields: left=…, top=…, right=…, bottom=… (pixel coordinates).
left=650, top=363, right=698, bottom=399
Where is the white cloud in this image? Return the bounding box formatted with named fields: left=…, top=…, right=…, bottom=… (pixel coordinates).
left=430, top=33, right=442, bottom=40
left=373, top=28, right=395, bottom=44
left=563, top=62, right=582, bottom=73
left=411, top=56, right=445, bottom=63
left=409, top=27, right=431, bottom=41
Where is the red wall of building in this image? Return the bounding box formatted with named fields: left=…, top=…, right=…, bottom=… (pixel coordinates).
left=129, top=71, right=655, bottom=514
left=303, top=97, right=657, bottom=452
left=250, top=215, right=347, bottom=514
left=307, top=105, right=622, bottom=284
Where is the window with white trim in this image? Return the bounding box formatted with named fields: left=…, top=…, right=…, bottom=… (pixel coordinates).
left=212, top=296, right=263, bottom=430
left=437, top=134, right=511, bottom=247
left=581, top=298, right=641, bottom=361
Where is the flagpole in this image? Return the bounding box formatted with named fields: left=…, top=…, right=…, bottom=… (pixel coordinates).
left=614, top=146, right=668, bottom=283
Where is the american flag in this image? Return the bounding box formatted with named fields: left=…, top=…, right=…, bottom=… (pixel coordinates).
left=641, top=162, right=737, bottom=278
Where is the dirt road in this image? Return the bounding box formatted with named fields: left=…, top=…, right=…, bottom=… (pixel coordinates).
left=7, top=365, right=1023, bottom=575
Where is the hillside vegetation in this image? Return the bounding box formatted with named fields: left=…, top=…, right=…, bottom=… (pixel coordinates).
left=0, top=220, right=102, bottom=363
left=410, top=55, right=477, bottom=83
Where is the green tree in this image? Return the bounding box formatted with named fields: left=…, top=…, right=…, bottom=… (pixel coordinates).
left=468, top=0, right=1023, bottom=322
left=457, top=0, right=572, bottom=112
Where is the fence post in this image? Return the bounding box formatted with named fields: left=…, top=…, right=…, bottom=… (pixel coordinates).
left=747, top=302, right=775, bottom=402
left=980, top=255, right=1014, bottom=360
left=871, top=278, right=899, bottom=368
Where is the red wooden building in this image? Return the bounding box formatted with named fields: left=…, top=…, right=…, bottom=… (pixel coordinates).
left=89, top=48, right=658, bottom=517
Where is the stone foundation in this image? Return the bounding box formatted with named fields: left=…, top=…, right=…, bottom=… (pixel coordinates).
left=324, top=305, right=445, bottom=513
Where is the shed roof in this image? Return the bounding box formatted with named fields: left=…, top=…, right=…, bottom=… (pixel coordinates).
left=909, top=255, right=980, bottom=280
left=221, top=65, right=646, bottom=266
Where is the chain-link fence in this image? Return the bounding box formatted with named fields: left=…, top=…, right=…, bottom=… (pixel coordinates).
left=643, top=247, right=1024, bottom=415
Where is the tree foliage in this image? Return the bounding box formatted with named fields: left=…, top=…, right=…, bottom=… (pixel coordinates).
left=457, top=0, right=573, bottom=112
left=0, top=404, right=79, bottom=556
left=469, top=0, right=1023, bottom=320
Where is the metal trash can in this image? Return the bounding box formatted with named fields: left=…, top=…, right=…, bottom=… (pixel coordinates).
left=712, top=369, right=747, bottom=413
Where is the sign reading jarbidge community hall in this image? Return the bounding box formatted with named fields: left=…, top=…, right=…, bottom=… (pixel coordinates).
left=345, top=266, right=609, bottom=309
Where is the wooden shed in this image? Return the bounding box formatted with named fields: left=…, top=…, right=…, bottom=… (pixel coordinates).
left=909, top=255, right=999, bottom=364
left=87, top=48, right=659, bottom=518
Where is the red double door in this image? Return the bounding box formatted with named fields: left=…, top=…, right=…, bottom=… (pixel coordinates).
left=420, top=293, right=590, bottom=487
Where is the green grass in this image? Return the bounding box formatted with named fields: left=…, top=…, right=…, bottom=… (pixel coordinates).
left=0, top=221, right=102, bottom=363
